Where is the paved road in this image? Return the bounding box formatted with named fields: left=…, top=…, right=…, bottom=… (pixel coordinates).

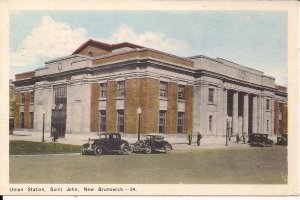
left=10, top=146, right=287, bottom=184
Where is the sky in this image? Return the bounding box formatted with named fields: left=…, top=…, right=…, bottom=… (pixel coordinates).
left=10, top=11, right=287, bottom=86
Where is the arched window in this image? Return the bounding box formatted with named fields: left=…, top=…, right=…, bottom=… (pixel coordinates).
left=88, top=51, right=94, bottom=57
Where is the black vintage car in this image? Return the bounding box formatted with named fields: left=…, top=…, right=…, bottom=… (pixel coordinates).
left=248, top=133, right=274, bottom=147
left=131, top=134, right=173, bottom=154
left=82, top=133, right=131, bottom=155
left=276, top=133, right=288, bottom=145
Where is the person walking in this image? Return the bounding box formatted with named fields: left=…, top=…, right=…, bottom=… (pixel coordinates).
left=187, top=132, right=193, bottom=145
left=196, top=131, right=202, bottom=146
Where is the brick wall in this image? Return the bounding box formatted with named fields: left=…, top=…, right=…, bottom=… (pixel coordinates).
left=124, top=79, right=140, bottom=134
left=140, top=78, right=159, bottom=133
left=282, top=103, right=288, bottom=134
left=167, top=82, right=178, bottom=134
left=14, top=92, right=20, bottom=128
left=185, top=85, right=193, bottom=134
left=107, top=81, right=117, bottom=132
left=24, top=92, right=30, bottom=128
left=90, top=83, right=100, bottom=132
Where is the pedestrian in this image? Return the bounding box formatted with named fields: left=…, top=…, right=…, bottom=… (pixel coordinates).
left=196, top=131, right=202, bottom=146
left=242, top=132, right=246, bottom=144
left=236, top=133, right=240, bottom=143
left=187, top=132, right=192, bottom=145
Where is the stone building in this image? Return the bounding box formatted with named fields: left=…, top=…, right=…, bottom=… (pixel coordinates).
left=13, top=39, right=288, bottom=138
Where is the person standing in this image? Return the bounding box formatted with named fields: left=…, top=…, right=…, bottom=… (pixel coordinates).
left=197, top=131, right=202, bottom=146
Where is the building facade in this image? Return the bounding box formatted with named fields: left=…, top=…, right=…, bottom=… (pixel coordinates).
left=13, top=39, right=288, bottom=137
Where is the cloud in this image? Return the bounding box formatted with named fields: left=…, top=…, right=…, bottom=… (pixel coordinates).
left=102, top=24, right=192, bottom=56
left=11, top=16, right=87, bottom=68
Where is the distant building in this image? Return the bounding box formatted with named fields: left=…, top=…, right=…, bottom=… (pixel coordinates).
left=13, top=39, right=287, bottom=138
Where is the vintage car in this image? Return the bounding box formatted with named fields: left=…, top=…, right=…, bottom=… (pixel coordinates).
left=276, top=133, right=288, bottom=145
left=81, top=133, right=131, bottom=155
left=248, top=133, right=274, bottom=147
left=131, top=134, right=173, bottom=154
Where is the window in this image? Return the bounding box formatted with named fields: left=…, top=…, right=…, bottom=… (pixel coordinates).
left=208, top=88, right=214, bottom=103
left=53, top=85, right=67, bottom=110
left=117, top=81, right=125, bottom=98
left=30, top=91, right=34, bottom=104
left=117, top=110, right=124, bottom=133
left=100, top=83, right=107, bottom=98
left=209, top=115, right=213, bottom=131
left=160, top=82, right=168, bottom=98
left=267, top=120, right=269, bottom=133
left=30, top=112, right=34, bottom=128
left=266, top=99, right=270, bottom=110
left=99, top=110, right=106, bottom=132
left=278, top=103, right=283, bottom=113
left=20, top=93, right=25, bottom=105
left=178, top=85, right=185, bottom=100
left=20, top=112, right=25, bottom=128
left=159, top=111, right=167, bottom=133
left=177, top=112, right=185, bottom=133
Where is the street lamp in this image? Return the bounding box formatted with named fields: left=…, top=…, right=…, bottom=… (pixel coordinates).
left=137, top=107, right=142, bottom=141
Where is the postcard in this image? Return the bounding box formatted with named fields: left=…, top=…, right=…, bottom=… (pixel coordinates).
left=0, top=0, right=299, bottom=196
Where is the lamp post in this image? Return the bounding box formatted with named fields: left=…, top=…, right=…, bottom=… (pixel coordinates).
left=42, top=114, right=45, bottom=142
left=137, top=107, right=142, bottom=141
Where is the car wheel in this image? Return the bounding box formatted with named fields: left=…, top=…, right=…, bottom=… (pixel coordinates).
left=262, top=141, right=266, bottom=147
left=165, top=145, right=171, bottom=154
left=94, top=146, right=103, bottom=156
left=145, top=146, right=152, bottom=154
left=121, top=144, right=131, bottom=155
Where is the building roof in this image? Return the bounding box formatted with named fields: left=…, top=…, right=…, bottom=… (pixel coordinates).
left=72, top=39, right=144, bottom=55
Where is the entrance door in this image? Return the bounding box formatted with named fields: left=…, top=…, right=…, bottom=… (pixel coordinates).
left=51, top=85, right=67, bottom=138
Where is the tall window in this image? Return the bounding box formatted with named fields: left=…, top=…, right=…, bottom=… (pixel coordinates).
left=177, top=112, right=185, bottom=133
left=160, top=82, right=168, bottom=98
left=30, top=91, right=34, bottom=104
left=266, top=99, right=270, bottom=110
left=267, top=120, right=269, bottom=133
left=30, top=112, right=34, bottom=128
left=53, top=85, right=67, bottom=110
left=100, top=83, right=107, bottom=98
left=117, top=81, right=125, bottom=98
left=178, top=85, right=185, bottom=100
left=278, top=103, right=283, bottom=113
left=20, top=93, right=25, bottom=105
left=209, top=115, right=213, bottom=131
left=99, top=110, right=106, bottom=132
left=159, top=111, right=167, bottom=133
left=20, top=112, right=25, bottom=128
left=208, top=88, right=214, bottom=103
left=117, top=110, right=124, bottom=133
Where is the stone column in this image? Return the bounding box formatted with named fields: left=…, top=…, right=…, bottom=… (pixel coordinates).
left=243, top=93, right=249, bottom=134
left=223, top=89, right=228, bottom=135
left=252, top=95, right=258, bottom=133
left=217, top=86, right=224, bottom=136
left=257, top=95, right=262, bottom=133
left=200, top=83, right=208, bottom=135
left=232, top=91, right=239, bottom=135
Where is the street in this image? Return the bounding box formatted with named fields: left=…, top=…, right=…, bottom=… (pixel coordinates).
left=10, top=145, right=287, bottom=184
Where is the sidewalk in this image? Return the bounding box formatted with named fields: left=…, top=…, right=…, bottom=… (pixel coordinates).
left=10, top=130, right=250, bottom=150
